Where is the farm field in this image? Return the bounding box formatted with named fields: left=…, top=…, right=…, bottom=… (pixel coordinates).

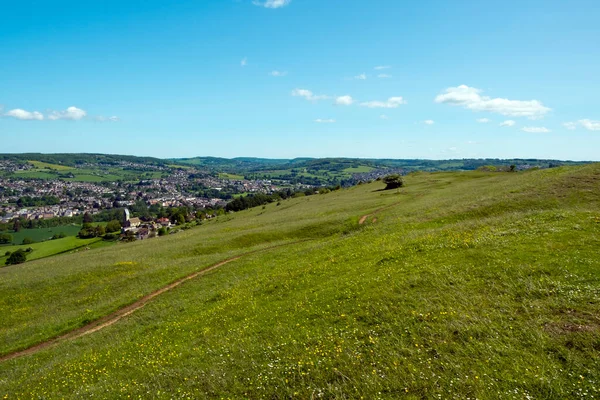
left=0, top=224, right=82, bottom=245
left=0, top=165, right=599, bottom=398
left=218, top=172, right=245, bottom=180
left=27, top=160, right=74, bottom=171
left=0, top=236, right=104, bottom=264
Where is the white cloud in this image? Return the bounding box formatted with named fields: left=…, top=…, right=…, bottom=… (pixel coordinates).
left=4, top=108, right=44, bottom=120
left=476, top=118, right=491, bottom=123
left=354, top=73, right=367, bottom=80
left=314, top=118, right=335, bottom=123
left=522, top=126, right=551, bottom=133
left=253, top=0, right=291, bottom=8
left=269, top=70, right=287, bottom=77
left=360, top=97, right=406, bottom=108
left=380, top=115, right=388, bottom=120
left=48, top=106, right=87, bottom=121
left=424, top=120, right=435, bottom=125
left=579, top=119, right=600, bottom=131
left=335, top=95, right=354, bottom=106
left=291, top=88, right=328, bottom=102
left=562, top=119, right=600, bottom=131
left=499, top=120, right=516, bottom=127
left=377, top=74, right=392, bottom=79
left=435, top=84, right=551, bottom=118
left=374, top=66, right=391, bottom=70
left=241, top=57, right=247, bottom=67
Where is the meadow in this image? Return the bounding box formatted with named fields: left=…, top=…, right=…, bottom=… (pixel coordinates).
left=0, top=165, right=599, bottom=399
left=0, top=236, right=104, bottom=265
left=0, top=224, right=81, bottom=245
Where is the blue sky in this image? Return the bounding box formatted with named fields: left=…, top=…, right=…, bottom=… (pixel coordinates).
left=1, top=0, right=599, bottom=160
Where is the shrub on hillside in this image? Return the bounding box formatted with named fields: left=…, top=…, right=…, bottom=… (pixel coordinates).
left=22, top=237, right=34, bottom=245
left=383, top=174, right=404, bottom=190
left=6, top=249, right=26, bottom=265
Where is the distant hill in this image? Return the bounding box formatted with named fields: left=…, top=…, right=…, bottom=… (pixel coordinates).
left=173, top=156, right=590, bottom=173
left=0, top=153, right=168, bottom=167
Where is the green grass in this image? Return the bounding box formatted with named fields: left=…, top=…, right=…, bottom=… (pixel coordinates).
left=0, top=225, right=81, bottom=245
left=343, top=165, right=374, bottom=173
left=27, top=160, right=74, bottom=171
left=218, top=172, right=245, bottom=180
left=0, top=236, right=103, bottom=264
left=1, top=165, right=599, bottom=398
left=11, top=171, right=59, bottom=179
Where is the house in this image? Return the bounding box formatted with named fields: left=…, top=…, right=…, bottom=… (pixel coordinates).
left=136, top=228, right=149, bottom=240
left=125, top=217, right=141, bottom=228
left=157, top=217, right=171, bottom=228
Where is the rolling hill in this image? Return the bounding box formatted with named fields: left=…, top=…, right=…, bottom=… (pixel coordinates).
left=1, top=164, right=599, bottom=398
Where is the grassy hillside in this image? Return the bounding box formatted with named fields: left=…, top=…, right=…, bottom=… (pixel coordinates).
left=1, top=165, right=599, bottom=398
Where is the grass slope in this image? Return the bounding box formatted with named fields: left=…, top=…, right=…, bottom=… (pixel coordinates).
left=0, top=225, right=81, bottom=245
left=1, top=165, right=599, bottom=399
left=0, top=236, right=103, bottom=264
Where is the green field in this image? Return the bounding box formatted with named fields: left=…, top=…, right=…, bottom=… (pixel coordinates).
left=0, top=236, right=104, bottom=264
left=0, top=225, right=82, bottom=245
left=343, top=165, right=375, bottom=173
left=27, top=160, right=74, bottom=171
left=218, top=172, right=245, bottom=180
left=1, top=165, right=599, bottom=398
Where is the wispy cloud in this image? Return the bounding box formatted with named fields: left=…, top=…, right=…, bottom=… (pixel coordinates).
left=522, top=126, right=550, bottom=133
left=354, top=73, right=367, bottom=80
left=580, top=119, right=600, bottom=131
left=435, top=85, right=550, bottom=119
left=476, top=118, right=491, bottom=123
left=374, top=66, right=391, bottom=70
left=291, top=88, right=329, bottom=101
left=95, top=116, right=120, bottom=122
left=499, top=120, right=516, bottom=127
left=380, top=115, right=388, bottom=120
left=563, top=119, right=600, bottom=131
left=253, top=0, right=291, bottom=8
left=335, top=95, right=354, bottom=106
left=241, top=57, right=247, bottom=67
left=4, top=108, right=44, bottom=121
left=377, top=74, right=392, bottom=79
left=269, top=70, right=287, bottom=77
left=48, top=106, right=87, bottom=121
left=314, top=118, right=335, bottom=123
left=424, top=120, right=435, bottom=125
left=360, top=97, right=406, bottom=109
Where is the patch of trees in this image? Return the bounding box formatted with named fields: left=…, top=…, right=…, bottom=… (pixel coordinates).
left=0, top=233, right=12, bottom=244
left=16, top=195, right=61, bottom=207
left=225, top=186, right=342, bottom=212
left=78, top=223, right=106, bottom=239
left=0, top=216, right=84, bottom=232
left=105, top=220, right=122, bottom=233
